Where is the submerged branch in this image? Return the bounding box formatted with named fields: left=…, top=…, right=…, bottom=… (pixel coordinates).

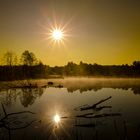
left=1, top=111, right=36, bottom=121
left=0, top=103, right=36, bottom=131
left=7, top=120, right=36, bottom=130
left=1, top=103, right=7, bottom=116
left=75, top=123, right=96, bottom=128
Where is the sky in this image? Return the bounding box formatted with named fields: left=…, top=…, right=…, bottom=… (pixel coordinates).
left=0, top=0, right=140, bottom=66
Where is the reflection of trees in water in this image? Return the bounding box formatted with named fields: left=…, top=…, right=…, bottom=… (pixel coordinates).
left=0, top=89, right=19, bottom=106
left=0, top=88, right=44, bottom=107
left=19, top=88, right=43, bottom=107
left=67, top=86, right=102, bottom=93
left=0, top=84, right=140, bottom=108
left=131, top=87, right=140, bottom=94
left=66, top=85, right=140, bottom=94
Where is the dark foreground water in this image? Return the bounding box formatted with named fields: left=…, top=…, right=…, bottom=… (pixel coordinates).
left=0, top=78, right=140, bottom=140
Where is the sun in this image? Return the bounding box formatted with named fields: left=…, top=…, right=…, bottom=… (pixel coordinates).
left=52, top=29, right=63, bottom=41
left=42, top=18, right=72, bottom=45
left=54, top=114, right=60, bottom=123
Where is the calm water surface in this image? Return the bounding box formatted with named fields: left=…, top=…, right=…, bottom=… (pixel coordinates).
left=0, top=78, right=140, bottom=140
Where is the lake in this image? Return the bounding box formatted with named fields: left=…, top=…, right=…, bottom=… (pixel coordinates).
left=0, top=78, right=140, bottom=140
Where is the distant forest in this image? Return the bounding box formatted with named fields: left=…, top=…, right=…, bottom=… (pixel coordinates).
left=0, top=50, right=140, bottom=81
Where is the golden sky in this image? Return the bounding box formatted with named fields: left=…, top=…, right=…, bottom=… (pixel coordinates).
left=0, top=0, right=140, bottom=66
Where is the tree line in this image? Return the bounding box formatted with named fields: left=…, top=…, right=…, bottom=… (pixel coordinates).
left=0, top=50, right=140, bottom=81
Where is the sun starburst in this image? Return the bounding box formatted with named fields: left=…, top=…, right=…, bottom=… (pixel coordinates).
left=52, top=29, right=63, bottom=41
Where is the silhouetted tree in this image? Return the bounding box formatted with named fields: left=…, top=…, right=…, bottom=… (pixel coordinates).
left=3, top=51, right=17, bottom=66
left=20, top=50, right=37, bottom=66
left=133, top=61, right=140, bottom=67
left=133, top=61, right=140, bottom=76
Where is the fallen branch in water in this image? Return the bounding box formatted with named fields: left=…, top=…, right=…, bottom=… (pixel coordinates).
left=80, top=96, right=112, bottom=111
left=76, top=113, right=93, bottom=118
left=76, top=113, right=121, bottom=118
left=94, top=106, right=112, bottom=111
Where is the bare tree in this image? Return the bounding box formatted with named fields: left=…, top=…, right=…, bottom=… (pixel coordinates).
left=3, top=51, right=18, bottom=66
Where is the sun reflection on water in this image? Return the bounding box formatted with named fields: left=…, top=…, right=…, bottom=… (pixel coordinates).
left=54, top=114, right=61, bottom=124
